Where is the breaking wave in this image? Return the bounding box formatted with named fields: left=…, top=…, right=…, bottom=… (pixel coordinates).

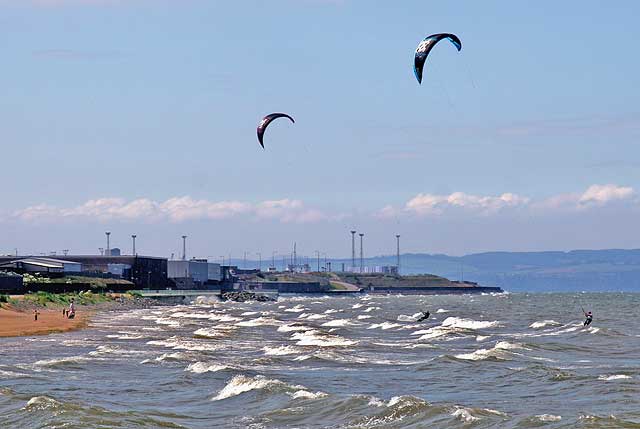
left=211, top=375, right=305, bottom=401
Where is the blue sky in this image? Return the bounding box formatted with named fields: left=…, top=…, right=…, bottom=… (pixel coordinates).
left=1, top=0, right=640, bottom=259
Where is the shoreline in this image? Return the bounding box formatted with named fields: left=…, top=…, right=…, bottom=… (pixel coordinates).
left=0, top=294, right=159, bottom=338
left=0, top=306, right=92, bottom=338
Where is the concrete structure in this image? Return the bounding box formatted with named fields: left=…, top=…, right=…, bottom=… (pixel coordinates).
left=168, top=259, right=209, bottom=288
left=207, top=262, right=222, bottom=282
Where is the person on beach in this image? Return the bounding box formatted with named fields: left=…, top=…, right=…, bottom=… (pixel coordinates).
left=34, top=309, right=40, bottom=321
left=68, top=299, right=76, bottom=319
left=417, top=311, right=430, bottom=322
left=583, top=310, right=593, bottom=327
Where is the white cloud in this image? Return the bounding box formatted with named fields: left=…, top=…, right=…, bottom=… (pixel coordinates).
left=578, top=184, right=634, bottom=206
left=11, top=196, right=337, bottom=224
left=405, top=191, right=529, bottom=216
left=389, top=184, right=636, bottom=218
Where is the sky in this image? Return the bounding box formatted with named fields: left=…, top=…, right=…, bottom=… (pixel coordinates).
left=1, top=0, right=640, bottom=260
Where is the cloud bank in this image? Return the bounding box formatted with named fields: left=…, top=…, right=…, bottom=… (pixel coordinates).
left=379, top=184, right=636, bottom=218
left=11, top=197, right=343, bottom=224
left=5, top=184, right=636, bottom=225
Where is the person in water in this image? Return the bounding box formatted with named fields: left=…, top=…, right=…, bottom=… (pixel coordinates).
left=417, top=311, right=430, bottom=322
left=583, top=310, right=593, bottom=327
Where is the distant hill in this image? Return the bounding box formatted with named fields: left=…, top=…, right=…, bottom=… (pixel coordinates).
left=327, top=249, right=640, bottom=292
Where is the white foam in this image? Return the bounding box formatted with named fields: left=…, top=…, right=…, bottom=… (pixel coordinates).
left=397, top=313, right=423, bottom=322
left=441, top=317, right=500, bottom=330
left=321, top=319, right=353, bottom=327
left=263, top=345, right=302, bottom=356
left=290, top=390, right=327, bottom=399
left=535, top=414, right=561, bottom=422
left=352, top=303, right=364, bottom=309
left=529, top=320, right=561, bottom=329
left=152, top=352, right=188, bottom=362
left=291, top=330, right=357, bottom=347
left=368, top=322, right=402, bottom=330
left=367, top=397, right=386, bottom=407
left=476, top=335, right=491, bottom=342
left=284, top=305, right=307, bottom=313
left=454, top=341, right=524, bottom=361
left=147, top=338, right=220, bottom=352
left=170, top=311, right=212, bottom=320
left=241, top=311, right=259, bottom=316
left=363, top=307, right=380, bottom=313
left=598, top=374, right=631, bottom=381
left=357, top=315, right=372, bottom=320
left=452, top=408, right=478, bottom=423
left=235, top=317, right=282, bottom=327
left=25, top=396, right=61, bottom=410
left=193, top=327, right=233, bottom=338
left=436, top=309, right=449, bottom=313
left=154, top=318, right=181, bottom=328
left=324, top=309, right=340, bottom=314
left=34, top=356, right=93, bottom=367
left=211, top=375, right=303, bottom=401
left=106, top=334, right=145, bottom=340
left=300, top=313, right=327, bottom=320
left=185, top=362, right=230, bottom=374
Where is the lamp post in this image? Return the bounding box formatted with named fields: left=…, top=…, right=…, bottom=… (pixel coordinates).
left=396, top=234, right=400, bottom=275
left=132, top=235, right=137, bottom=256
left=105, top=231, right=111, bottom=256
left=350, top=230, right=356, bottom=272
left=181, top=235, right=187, bottom=261
left=359, top=233, right=364, bottom=273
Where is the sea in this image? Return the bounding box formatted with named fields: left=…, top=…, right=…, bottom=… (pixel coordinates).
left=1, top=292, right=639, bottom=428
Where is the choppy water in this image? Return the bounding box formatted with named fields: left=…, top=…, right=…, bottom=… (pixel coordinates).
left=1, top=292, right=639, bottom=428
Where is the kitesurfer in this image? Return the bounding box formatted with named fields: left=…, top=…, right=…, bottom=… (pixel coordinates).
left=583, top=310, right=593, bottom=327
left=417, top=311, right=430, bottom=322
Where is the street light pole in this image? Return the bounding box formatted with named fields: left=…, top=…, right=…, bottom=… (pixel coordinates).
left=132, top=235, right=137, bottom=256
left=359, top=233, right=364, bottom=273
left=105, top=231, right=111, bottom=256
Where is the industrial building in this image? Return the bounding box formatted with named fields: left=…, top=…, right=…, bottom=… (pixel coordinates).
left=0, top=255, right=167, bottom=289
left=0, top=257, right=82, bottom=275
left=167, top=259, right=222, bottom=289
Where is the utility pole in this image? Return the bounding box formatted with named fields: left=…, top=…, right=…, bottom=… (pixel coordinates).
left=350, top=230, right=356, bottom=272
left=323, top=253, right=327, bottom=272
left=396, top=234, right=400, bottom=275
left=243, top=251, right=247, bottom=269
left=272, top=251, right=276, bottom=269
left=132, top=235, right=137, bottom=256
left=359, top=233, right=364, bottom=273
left=105, top=231, right=111, bottom=256
left=315, top=250, right=320, bottom=272
left=181, top=235, right=187, bottom=261
left=257, top=252, right=262, bottom=271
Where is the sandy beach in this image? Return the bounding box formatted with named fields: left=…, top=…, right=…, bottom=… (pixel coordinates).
left=0, top=306, right=91, bottom=337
